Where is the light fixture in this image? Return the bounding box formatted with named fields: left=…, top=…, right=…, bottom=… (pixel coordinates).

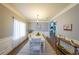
left=36, top=14, right=39, bottom=24
left=36, top=14, right=41, bottom=30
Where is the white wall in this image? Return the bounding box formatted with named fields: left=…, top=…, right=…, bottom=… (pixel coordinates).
left=29, top=22, right=49, bottom=37
left=55, top=4, right=79, bottom=53
left=56, top=4, right=79, bottom=41
left=0, top=37, right=12, bottom=54
left=0, top=4, right=28, bottom=54
left=30, top=22, right=49, bottom=31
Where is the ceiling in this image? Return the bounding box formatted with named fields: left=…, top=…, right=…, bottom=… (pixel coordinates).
left=8, top=3, right=70, bottom=22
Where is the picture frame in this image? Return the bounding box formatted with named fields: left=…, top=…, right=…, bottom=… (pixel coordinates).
left=63, top=24, right=72, bottom=31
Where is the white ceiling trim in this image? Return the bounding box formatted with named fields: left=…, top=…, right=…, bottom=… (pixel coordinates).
left=1, top=3, right=26, bottom=20
left=50, top=3, right=78, bottom=22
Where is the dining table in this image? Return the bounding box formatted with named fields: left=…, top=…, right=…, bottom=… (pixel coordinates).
left=28, top=32, right=46, bottom=54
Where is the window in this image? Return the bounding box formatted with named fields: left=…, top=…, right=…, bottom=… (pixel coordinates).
left=13, top=19, right=26, bottom=40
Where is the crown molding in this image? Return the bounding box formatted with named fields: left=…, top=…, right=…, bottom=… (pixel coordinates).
left=50, top=3, right=78, bottom=22
left=1, top=3, right=26, bottom=20
left=1, top=4, right=77, bottom=23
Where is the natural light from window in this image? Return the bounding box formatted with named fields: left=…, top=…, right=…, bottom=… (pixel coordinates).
left=13, top=19, right=26, bottom=40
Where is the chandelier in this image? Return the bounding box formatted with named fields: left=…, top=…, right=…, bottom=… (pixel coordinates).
left=36, top=14, right=39, bottom=24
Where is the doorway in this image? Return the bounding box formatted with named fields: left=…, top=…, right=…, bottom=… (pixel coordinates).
left=49, top=20, right=56, bottom=48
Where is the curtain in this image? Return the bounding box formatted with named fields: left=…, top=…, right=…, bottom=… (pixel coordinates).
left=13, top=19, right=26, bottom=40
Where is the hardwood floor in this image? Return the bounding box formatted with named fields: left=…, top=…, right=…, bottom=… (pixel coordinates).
left=17, top=39, right=56, bottom=55
left=45, top=36, right=64, bottom=55
left=7, top=36, right=62, bottom=55
left=8, top=38, right=28, bottom=55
